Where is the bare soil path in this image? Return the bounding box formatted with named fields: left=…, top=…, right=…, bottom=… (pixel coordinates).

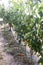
left=0, top=25, right=15, bottom=65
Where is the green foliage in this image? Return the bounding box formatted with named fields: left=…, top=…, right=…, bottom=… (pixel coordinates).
left=0, top=4, right=5, bottom=18
left=0, top=0, right=43, bottom=60
left=12, top=0, right=43, bottom=55
left=38, top=57, right=43, bottom=63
